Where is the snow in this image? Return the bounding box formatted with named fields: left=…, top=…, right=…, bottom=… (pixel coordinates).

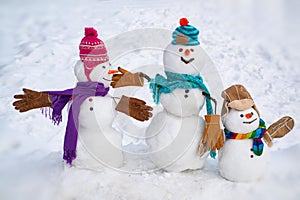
left=0, top=0, right=299, bottom=199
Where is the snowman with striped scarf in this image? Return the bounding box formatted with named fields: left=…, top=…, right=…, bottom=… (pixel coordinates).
left=219, top=84, right=294, bottom=182
left=145, top=18, right=220, bottom=172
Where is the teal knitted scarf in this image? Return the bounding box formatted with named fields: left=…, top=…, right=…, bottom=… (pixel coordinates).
left=149, top=71, right=213, bottom=115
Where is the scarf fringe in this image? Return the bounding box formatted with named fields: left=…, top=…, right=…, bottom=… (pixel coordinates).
left=41, top=107, right=62, bottom=125
left=63, top=149, right=76, bottom=164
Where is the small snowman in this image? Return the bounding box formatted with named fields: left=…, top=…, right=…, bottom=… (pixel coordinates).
left=146, top=18, right=220, bottom=172
left=219, top=84, right=295, bottom=181
left=13, top=27, right=152, bottom=169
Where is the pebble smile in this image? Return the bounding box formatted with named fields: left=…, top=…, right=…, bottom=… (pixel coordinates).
left=103, top=77, right=112, bottom=81
left=181, top=57, right=195, bottom=64
left=243, top=118, right=257, bottom=124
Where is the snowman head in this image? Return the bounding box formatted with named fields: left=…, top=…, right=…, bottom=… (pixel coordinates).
left=74, top=60, right=113, bottom=88
left=163, top=18, right=205, bottom=75
left=221, top=85, right=262, bottom=133
left=222, top=107, right=260, bottom=133
left=163, top=44, right=206, bottom=75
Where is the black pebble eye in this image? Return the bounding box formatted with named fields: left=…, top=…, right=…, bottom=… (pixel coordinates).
left=251, top=112, right=253, bottom=115
left=190, top=48, right=194, bottom=52
left=179, top=48, right=183, bottom=52
left=102, top=66, right=106, bottom=69
left=240, top=114, right=244, bottom=117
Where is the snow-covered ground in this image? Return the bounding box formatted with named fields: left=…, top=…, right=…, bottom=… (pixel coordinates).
left=0, top=0, right=299, bottom=199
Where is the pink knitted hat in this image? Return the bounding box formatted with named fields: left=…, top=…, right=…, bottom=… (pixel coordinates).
left=79, top=27, right=109, bottom=81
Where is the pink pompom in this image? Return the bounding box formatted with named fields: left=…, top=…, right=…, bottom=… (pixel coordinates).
left=179, top=18, right=189, bottom=26
left=84, top=27, right=98, bottom=37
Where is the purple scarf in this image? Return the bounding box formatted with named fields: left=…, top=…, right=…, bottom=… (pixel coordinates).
left=44, top=82, right=109, bottom=164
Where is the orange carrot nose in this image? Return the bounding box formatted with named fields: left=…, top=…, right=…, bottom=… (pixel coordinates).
left=108, top=70, right=119, bottom=74
left=184, top=49, right=190, bottom=56
left=245, top=113, right=253, bottom=119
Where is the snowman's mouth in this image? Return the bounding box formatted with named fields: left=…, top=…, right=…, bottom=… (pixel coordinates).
left=103, top=77, right=112, bottom=81
left=181, top=57, right=195, bottom=64
left=243, top=118, right=257, bottom=124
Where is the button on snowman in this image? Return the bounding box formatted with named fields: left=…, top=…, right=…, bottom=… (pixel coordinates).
left=219, top=84, right=294, bottom=182
left=146, top=18, right=215, bottom=172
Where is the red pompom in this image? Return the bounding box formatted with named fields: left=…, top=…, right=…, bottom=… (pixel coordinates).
left=84, top=27, right=98, bottom=37
left=179, top=18, right=189, bottom=26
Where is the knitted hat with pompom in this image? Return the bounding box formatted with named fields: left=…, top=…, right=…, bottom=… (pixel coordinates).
left=172, top=18, right=200, bottom=46
left=79, top=27, right=109, bottom=81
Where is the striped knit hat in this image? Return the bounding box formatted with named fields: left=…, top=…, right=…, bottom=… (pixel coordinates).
left=79, top=27, right=109, bottom=81
left=172, top=18, right=200, bottom=46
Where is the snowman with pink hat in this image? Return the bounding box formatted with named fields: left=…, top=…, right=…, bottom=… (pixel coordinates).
left=13, top=27, right=152, bottom=170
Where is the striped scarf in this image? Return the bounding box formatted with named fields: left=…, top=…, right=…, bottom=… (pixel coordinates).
left=149, top=71, right=213, bottom=115
left=224, top=119, right=266, bottom=156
